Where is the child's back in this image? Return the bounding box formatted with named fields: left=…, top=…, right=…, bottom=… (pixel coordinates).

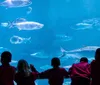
left=0, top=64, right=16, bottom=85
left=91, top=48, right=100, bottom=85
left=39, top=67, right=68, bottom=85
left=0, top=51, right=16, bottom=85
left=69, top=57, right=90, bottom=85
left=15, top=72, right=37, bottom=85
left=39, top=57, right=69, bottom=85
left=15, top=59, right=38, bottom=85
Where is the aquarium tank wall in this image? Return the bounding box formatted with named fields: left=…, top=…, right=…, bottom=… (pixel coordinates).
left=0, top=0, right=100, bottom=85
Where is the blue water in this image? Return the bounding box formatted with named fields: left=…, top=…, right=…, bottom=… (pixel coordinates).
left=0, top=0, right=100, bottom=85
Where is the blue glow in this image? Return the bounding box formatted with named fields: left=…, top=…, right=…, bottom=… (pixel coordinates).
left=0, top=0, right=99, bottom=84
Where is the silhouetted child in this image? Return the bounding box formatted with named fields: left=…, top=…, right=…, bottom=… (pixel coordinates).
left=14, top=59, right=38, bottom=85
left=69, top=57, right=90, bottom=85
left=90, top=48, right=100, bottom=85
left=39, top=57, right=69, bottom=85
left=0, top=51, right=16, bottom=85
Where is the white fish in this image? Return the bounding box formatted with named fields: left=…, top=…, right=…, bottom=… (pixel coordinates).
left=59, top=47, right=80, bottom=59
left=30, top=52, right=40, bottom=56
left=15, top=21, right=44, bottom=30
left=73, top=18, right=100, bottom=30
left=1, top=18, right=44, bottom=31
left=10, top=35, right=31, bottom=44
left=74, top=23, right=93, bottom=30
left=30, top=52, right=49, bottom=58
left=59, top=46, right=99, bottom=59
left=0, top=0, right=32, bottom=8
left=56, top=34, right=72, bottom=41
left=68, top=46, right=100, bottom=53
left=76, top=23, right=92, bottom=26
left=61, top=46, right=100, bottom=53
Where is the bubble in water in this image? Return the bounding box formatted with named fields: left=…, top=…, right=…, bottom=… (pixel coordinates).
left=27, top=7, right=32, bottom=14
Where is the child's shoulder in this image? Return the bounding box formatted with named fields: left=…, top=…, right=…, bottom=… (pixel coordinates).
left=10, top=65, right=16, bottom=70
left=59, top=67, right=66, bottom=71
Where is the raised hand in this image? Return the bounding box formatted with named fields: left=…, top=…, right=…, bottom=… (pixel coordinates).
left=30, top=64, right=38, bottom=72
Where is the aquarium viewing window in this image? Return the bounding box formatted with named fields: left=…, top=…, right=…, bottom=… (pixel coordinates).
left=0, top=0, right=99, bottom=85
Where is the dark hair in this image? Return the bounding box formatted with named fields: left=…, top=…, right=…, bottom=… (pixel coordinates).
left=51, top=57, right=60, bottom=67
left=95, top=48, right=100, bottom=61
left=80, top=57, right=88, bottom=62
left=1, top=51, right=12, bottom=63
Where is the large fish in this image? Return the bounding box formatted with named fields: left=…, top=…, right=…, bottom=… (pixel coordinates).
left=60, top=46, right=100, bottom=55
left=1, top=18, right=44, bottom=31
left=59, top=46, right=100, bottom=59
left=0, top=0, right=32, bottom=8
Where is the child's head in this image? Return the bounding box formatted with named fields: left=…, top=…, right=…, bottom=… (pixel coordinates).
left=17, top=59, right=30, bottom=76
left=80, top=57, right=88, bottom=62
left=51, top=57, right=60, bottom=68
left=1, top=51, right=12, bottom=64
left=17, top=59, right=29, bottom=72
left=95, top=48, right=100, bottom=61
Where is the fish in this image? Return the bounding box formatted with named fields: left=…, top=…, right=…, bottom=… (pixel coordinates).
left=10, top=35, right=31, bottom=44
left=73, top=18, right=100, bottom=30
left=56, top=34, right=72, bottom=42
left=68, top=46, right=100, bottom=53
left=1, top=18, right=44, bottom=31
left=61, top=46, right=100, bottom=53
left=30, top=52, right=49, bottom=58
left=59, top=46, right=99, bottom=59
left=0, top=0, right=32, bottom=8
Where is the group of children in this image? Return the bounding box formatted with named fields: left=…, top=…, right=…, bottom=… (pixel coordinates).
left=0, top=48, right=100, bottom=85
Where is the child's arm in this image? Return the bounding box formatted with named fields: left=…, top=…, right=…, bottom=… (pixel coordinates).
left=30, top=64, right=39, bottom=73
